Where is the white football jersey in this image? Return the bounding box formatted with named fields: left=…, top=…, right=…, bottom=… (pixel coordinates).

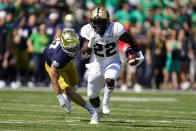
left=81, top=22, right=125, bottom=67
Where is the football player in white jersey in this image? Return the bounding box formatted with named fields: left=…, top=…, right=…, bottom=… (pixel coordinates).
left=81, top=7, right=144, bottom=124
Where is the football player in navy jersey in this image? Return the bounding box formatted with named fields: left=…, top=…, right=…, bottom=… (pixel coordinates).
left=44, top=30, right=95, bottom=117
left=53, top=13, right=89, bottom=87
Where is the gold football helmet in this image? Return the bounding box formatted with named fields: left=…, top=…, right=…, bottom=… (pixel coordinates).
left=90, top=7, right=110, bottom=36
left=60, top=30, right=79, bottom=57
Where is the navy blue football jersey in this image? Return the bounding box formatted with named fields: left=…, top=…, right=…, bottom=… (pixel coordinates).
left=44, top=34, right=84, bottom=69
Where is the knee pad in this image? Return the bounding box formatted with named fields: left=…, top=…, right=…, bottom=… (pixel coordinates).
left=105, top=78, right=115, bottom=89
left=89, top=96, right=100, bottom=108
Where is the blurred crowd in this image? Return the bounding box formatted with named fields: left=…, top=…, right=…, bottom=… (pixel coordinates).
left=0, top=0, right=196, bottom=90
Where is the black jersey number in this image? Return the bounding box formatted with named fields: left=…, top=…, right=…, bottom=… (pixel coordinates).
left=94, top=42, right=117, bottom=57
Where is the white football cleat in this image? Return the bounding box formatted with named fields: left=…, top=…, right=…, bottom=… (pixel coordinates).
left=57, top=94, right=71, bottom=114
left=64, top=95, right=71, bottom=114
left=102, top=104, right=110, bottom=115
left=90, top=110, right=102, bottom=124
left=64, top=105, right=71, bottom=114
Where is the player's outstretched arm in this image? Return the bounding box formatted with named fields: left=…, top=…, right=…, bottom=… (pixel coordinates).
left=119, top=32, right=140, bottom=51
left=50, top=65, right=70, bottom=107
left=50, top=64, right=62, bottom=95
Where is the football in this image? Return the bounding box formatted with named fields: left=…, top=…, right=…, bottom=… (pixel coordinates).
left=125, top=47, right=139, bottom=66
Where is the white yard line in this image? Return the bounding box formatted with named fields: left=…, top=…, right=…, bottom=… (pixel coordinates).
left=1, top=87, right=196, bottom=94
left=0, top=96, right=178, bottom=104
left=110, top=96, right=177, bottom=102
left=109, top=107, right=196, bottom=114
left=4, top=130, right=21, bottom=131
left=0, top=119, right=80, bottom=124
left=1, top=118, right=196, bottom=125
left=1, top=108, right=196, bottom=122
left=0, top=103, right=59, bottom=107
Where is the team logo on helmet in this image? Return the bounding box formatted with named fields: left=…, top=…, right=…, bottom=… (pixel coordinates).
left=90, top=7, right=110, bottom=36
left=90, top=7, right=109, bottom=20
left=60, top=30, right=79, bottom=57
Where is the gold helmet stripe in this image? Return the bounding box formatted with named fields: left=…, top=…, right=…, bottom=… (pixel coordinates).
left=91, top=7, right=108, bottom=19
left=97, top=7, right=100, bottom=17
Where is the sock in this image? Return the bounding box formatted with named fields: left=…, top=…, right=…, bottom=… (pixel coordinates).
left=94, top=106, right=102, bottom=113
left=64, top=93, right=71, bottom=103
left=102, top=86, right=113, bottom=105
left=85, top=103, right=95, bottom=115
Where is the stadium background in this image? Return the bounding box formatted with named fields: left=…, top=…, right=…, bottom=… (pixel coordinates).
left=0, top=0, right=196, bottom=91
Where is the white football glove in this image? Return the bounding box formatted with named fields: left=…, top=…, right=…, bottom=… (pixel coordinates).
left=57, top=94, right=70, bottom=107
left=63, top=94, right=71, bottom=114
left=88, top=37, right=95, bottom=48
left=135, top=51, right=144, bottom=67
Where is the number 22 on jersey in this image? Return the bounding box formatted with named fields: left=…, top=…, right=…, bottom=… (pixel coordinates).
left=94, top=42, right=117, bottom=57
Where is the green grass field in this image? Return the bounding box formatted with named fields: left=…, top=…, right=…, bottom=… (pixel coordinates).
left=0, top=88, right=196, bottom=131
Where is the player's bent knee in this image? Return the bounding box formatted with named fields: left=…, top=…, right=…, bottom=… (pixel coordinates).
left=65, top=87, right=74, bottom=96
left=89, top=96, right=100, bottom=108
left=105, top=78, right=115, bottom=89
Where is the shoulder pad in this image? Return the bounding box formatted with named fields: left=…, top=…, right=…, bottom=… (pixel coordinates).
left=113, top=22, right=125, bottom=37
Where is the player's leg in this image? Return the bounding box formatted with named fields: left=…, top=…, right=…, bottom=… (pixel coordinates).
left=87, top=66, right=105, bottom=124
left=45, top=62, right=71, bottom=113
left=102, top=62, right=122, bottom=115
left=102, top=85, right=113, bottom=115
left=63, top=61, right=94, bottom=115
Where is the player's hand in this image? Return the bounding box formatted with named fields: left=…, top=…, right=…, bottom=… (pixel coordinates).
left=57, top=94, right=70, bottom=107
left=135, top=51, right=144, bottom=67
left=88, top=37, right=95, bottom=48
left=88, top=32, right=96, bottom=48
left=82, top=52, right=91, bottom=58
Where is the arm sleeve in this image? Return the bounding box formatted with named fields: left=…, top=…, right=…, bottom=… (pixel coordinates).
left=119, top=32, right=140, bottom=52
